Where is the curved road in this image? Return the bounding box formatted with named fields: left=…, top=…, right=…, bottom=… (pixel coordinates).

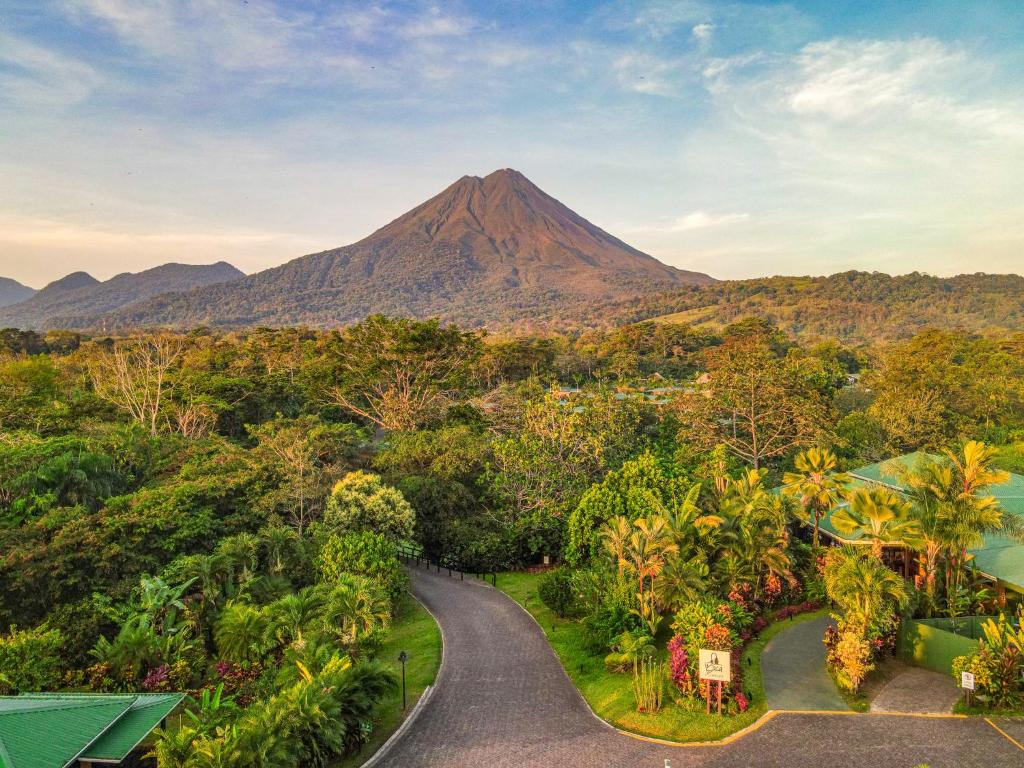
left=376, top=569, right=1023, bottom=768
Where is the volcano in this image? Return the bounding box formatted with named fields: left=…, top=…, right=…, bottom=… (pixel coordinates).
left=87, top=169, right=715, bottom=330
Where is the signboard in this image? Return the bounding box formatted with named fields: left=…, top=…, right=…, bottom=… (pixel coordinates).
left=961, top=671, right=975, bottom=691
left=698, top=649, right=731, bottom=682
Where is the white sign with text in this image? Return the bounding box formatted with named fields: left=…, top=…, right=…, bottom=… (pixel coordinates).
left=961, top=671, right=975, bottom=690
left=698, top=649, right=731, bottom=682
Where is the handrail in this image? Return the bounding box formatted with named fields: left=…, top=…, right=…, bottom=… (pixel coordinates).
left=396, top=543, right=496, bottom=586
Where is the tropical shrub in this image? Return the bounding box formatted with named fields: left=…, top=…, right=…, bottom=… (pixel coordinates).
left=631, top=658, right=665, bottom=713
left=0, top=625, right=64, bottom=694
left=537, top=567, right=577, bottom=618
left=604, top=630, right=655, bottom=673
left=667, top=635, right=692, bottom=696
left=951, top=607, right=1024, bottom=708
left=316, top=530, right=406, bottom=599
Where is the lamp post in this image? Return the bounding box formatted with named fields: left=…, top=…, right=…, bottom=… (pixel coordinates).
left=398, top=650, right=408, bottom=711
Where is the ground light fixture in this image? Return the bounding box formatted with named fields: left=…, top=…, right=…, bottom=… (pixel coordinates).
left=398, top=650, right=409, bottom=711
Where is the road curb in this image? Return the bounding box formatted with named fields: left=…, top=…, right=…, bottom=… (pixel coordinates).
left=358, top=589, right=445, bottom=768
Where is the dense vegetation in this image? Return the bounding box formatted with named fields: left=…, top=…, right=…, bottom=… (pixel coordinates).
left=1, top=311, right=1023, bottom=759
left=604, top=272, right=1024, bottom=343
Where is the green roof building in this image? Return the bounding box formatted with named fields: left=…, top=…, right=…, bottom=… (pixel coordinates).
left=0, top=693, right=182, bottom=768
left=807, top=452, right=1024, bottom=594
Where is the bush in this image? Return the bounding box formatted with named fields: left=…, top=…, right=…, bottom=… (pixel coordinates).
left=583, top=600, right=643, bottom=655
left=537, top=568, right=577, bottom=618
left=0, top=625, right=65, bottom=694
left=316, top=530, right=407, bottom=600
left=322, top=471, right=416, bottom=542
left=603, top=630, right=654, bottom=673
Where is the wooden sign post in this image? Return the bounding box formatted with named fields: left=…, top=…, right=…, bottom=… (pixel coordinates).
left=698, top=648, right=731, bottom=716
left=961, top=671, right=975, bottom=707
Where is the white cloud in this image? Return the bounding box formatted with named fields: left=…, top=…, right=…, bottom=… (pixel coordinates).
left=692, top=23, right=714, bottom=42
left=0, top=32, right=103, bottom=108
left=669, top=211, right=749, bottom=231
left=616, top=211, right=750, bottom=234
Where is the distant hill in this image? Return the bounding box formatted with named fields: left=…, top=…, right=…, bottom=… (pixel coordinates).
left=0, top=277, right=35, bottom=309
left=0, top=262, right=244, bottom=330
left=601, top=271, right=1024, bottom=343
left=92, top=169, right=714, bottom=331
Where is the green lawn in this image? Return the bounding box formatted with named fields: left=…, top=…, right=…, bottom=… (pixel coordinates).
left=339, top=593, right=442, bottom=767
left=497, top=571, right=825, bottom=743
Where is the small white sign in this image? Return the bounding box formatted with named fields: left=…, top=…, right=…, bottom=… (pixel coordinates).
left=961, top=671, right=975, bottom=690
left=698, top=649, right=732, bottom=682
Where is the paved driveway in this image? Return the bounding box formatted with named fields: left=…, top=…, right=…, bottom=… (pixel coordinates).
left=374, top=568, right=1024, bottom=767
left=761, top=614, right=848, bottom=711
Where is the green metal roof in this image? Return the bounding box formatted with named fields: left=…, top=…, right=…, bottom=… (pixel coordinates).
left=0, top=693, right=183, bottom=768
left=0, top=697, right=134, bottom=768
left=82, top=694, right=182, bottom=761
left=807, top=453, right=1024, bottom=591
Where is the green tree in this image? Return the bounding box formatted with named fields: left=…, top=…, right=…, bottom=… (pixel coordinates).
left=324, top=315, right=480, bottom=432
left=675, top=337, right=826, bottom=469
left=249, top=416, right=360, bottom=534
left=214, top=603, right=272, bottom=665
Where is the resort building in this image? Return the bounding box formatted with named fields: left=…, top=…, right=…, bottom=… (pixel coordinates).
left=810, top=453, right=1024, bottom=601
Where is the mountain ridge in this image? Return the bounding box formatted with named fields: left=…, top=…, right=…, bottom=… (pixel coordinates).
left=0, top=261, right=244, bottom=330
left=0, top=277, right=36, bottom=309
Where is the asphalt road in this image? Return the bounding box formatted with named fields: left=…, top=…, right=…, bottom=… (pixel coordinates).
left=374, top=568, right=1024, bottom=768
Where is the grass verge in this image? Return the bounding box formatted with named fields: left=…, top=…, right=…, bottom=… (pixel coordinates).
left=338, top=592, right=442, bottom=767
left=497, top=570, right=828, bottom=742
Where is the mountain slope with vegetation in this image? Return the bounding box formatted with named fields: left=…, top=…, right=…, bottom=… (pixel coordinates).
left=602, top=271, right=1024, bottom=343
left=91, top=169, right=713, bottom=331
left=0, top=262, right=243, bottom=330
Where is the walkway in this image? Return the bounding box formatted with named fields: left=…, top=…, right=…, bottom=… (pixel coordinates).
left=373, top=568, right=1024, bottom=767
left=871, top=667, right=963, bottom=714
left=761, top=614, right=848, bottom=711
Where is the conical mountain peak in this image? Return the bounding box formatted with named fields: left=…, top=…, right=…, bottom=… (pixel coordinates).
left=80, top=170, right=714, bottom=331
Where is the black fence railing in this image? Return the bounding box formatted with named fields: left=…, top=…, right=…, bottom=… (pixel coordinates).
left=397, top=543, right=497, bottom=587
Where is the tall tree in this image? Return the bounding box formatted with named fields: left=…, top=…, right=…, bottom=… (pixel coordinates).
left=675, top=337, right=825, bottom=469
left=325, top=316, right=480, bottom=432
left=783, top=447, right=849, bottom=550
left=87, top=333, right=184, bottom=435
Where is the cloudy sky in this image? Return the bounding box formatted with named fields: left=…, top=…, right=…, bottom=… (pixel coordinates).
left=2, top=0, right=1023, bottom=286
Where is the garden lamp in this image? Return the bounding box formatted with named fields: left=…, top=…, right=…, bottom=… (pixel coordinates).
left=398, top=650, right=409, bottom=711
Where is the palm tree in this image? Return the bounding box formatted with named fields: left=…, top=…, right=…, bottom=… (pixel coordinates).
left=319, top=577, right=391, bottom=650
left=824, top=546, right=909, bottom=630
left=268, top=588, right=324, bottom=647
left=214, top=602, right=272, bottom=665
left=599, top=515, right=633, bottom=577
left=939, top=441, right=1017, bottom=595
left=626, top=515, right=678, bottom=635
left=831, top=487, right=921, bottom=558
left=783, top=447, right=849, bottom=550
left=886, top=441, right=1017, bottom=600
left=712, top=469, right=791, bottom=596
left=654, top=555, right=708, bottom=613
left=261, top=525, right=303, bottom=576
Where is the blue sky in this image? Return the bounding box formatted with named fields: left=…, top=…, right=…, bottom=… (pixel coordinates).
left=2, top=1, right=1023, bottom=286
